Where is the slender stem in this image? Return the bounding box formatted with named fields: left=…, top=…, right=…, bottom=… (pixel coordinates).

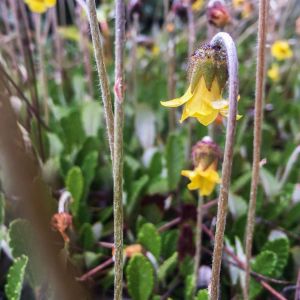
left=113, top=0, right=125, bottom=299
left=209, top=32, right=239, bottom=300
left=244, top=1, right=269, bottom=299
left=87, top=0, right=115, bottom=161
left=34, top=14, right=49, bottom=125
left=295, top=268, right=300, bottom=300
left=187, top=0, right=196, bottom=57
left=193, top=194, right=204, bottom=295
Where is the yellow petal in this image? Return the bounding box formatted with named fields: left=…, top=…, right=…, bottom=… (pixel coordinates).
left=161, top=86, right=193, bottom=108
left=181, top=170, right=195, bottom=178
left=27, top=2, right=47, bottom=13
left=195, top=111, right=218, bottom=126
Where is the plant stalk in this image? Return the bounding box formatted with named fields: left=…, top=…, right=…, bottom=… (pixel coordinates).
left=244, top=1, right=269, bottom=299
left=113, top=0, right=125, bottom=299
left=193, top=194, right=204, bottom=295
left=87, top=0, right=115, bottom=161
left=209, top=32, right=239, bottom=300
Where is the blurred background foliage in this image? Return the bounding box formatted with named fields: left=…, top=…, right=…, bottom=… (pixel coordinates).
left=0, top=0, right=300, bottom=299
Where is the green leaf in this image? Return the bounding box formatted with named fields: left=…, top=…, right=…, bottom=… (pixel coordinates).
left=148, top=151, right=163, bottom=179
left=0, top=193, right=4, bottom=225
left=127, top=175, right=149, bottom=215
left=195, top=289, right=209, bottom=300
left=184, top=274, right=195, bottom=300
left=166, top=133, right=185, bottom=190
left=79, top=223, right=95, bottom=250
left=250, top=250, right=277, bottom=299
left=126, top=254, right=154, bottom=300
left=161, top=230, right=179, bottom=259
left=262, top=238, right=289, bottom=277
left=138, top=223, right=161, bottom=259
left=158, top=252, right=178, bottom=282
left=260, top=168, right=280, bottom=197
left=5, top=255, right=28, bottom=300
left=82, top=151, right=98, bottom=194
left=60, top=110, right=86, bottom=153
left=8, top=219, right=41, bottom=287
left=81, top=101, right=102, bottom=137
left=66, top=166, right=84, bottom=216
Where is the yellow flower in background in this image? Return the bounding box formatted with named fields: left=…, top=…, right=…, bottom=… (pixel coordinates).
left=182, top=137, right=221, bottom=196
left=267, top=64, right=280, bottom=82
left=271, top=40, right=293, bottom=61
left=232, top=0, right=244, bottom=9
left=181, top=165, right=221, bottom=196
left=24, top=0, right=56, bottom=13
left=192, top=0, right=204, bottom=12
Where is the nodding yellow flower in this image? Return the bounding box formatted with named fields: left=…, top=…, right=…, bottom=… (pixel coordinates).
left=182, top=137, right=221, bottom=196
left=181, top=165, right=221, bottom=196
left=161, top=44, right=241, bottom=126
left=271, top=40, right=293, bottom=61
left=24, top=0, right=56, bottom=13
left=267, top=64, right=280, bottom=82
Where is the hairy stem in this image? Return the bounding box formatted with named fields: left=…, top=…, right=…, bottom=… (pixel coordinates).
left=113, top=0, right=125, bottom=299
left=87, top=0, right=114, bottom=160
left=209, top=32, right=239, bottom=300
left=244, top=1, right=269, bottom=299
left=193, top=194, right=204, bottom=295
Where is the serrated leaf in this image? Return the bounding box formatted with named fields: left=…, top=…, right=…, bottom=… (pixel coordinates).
left=158, top=252, right=178, bottom=282
left=166, top=133, right=185, bottom=190
left=8, top=219, right=41, bottom=287
left=138, top=223, right=161, bottom=259
left=66, top=166, right=84, bottom=216
left=161, top=230, right=179, bottom=259
left=126, top=254, right=154, bottom=300
left=262, top=238, right=289, bottom=277
left=5, top=255, right=28, bottom=300
left=195, top=289, right=209, bottom=300
left=250, top=250, right=277, bottom=299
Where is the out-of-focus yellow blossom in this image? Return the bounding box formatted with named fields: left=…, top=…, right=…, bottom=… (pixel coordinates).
left=192, top=0, right=204, bottom=11
left=232, top=0, right=244, bottom=9
left=181, top=137, right=221, bottom=196
left=161, top=45, right=241, bottom=126
left=267, top=64, right=280, bottom=82
left=24, top=0, right=56, bottom=13
left=271, top=40, right=293, bottom=61
left=152, top=46, right=160, bottom=57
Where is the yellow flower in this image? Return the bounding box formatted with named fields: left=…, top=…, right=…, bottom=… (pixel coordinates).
left=161, top=76, right=240, bottom=126
left=161, top=44, right=241, bottom=126
left=232, top=0, right=244, bottom=9
left=192, top=0, right=204, bottom=12
left=271, top=40, right=293, bottom=61
left=267, top=64, right=280, bottom=82
left=181, top=165, right=221, bottom=196
left=24, top=0, right=56, bottom=13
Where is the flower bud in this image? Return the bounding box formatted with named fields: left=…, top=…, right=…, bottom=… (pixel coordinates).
left=192, top=137, right=221, bottom=170
left=207, top=0, right=231, bottom=28
left=189, top=43, right=228, bottom=92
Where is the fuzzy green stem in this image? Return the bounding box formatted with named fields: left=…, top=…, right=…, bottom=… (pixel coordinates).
left=193, top=194, right=204, bottom=295
left=87, top=0, right=114, bottom=161
left=209, top=32, right=239, bottom=300
left=113, top=0, right=125, bottom=299
left=244, top=1, right=269, bottom=299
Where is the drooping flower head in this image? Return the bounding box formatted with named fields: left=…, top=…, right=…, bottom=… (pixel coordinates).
left=161, top=43, right=240, bottom=126
left=181, top=137, right=221, bottom=196
left=24, top=0, right=56, bottom=14
left=271, top=40, right=293, bottom=61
